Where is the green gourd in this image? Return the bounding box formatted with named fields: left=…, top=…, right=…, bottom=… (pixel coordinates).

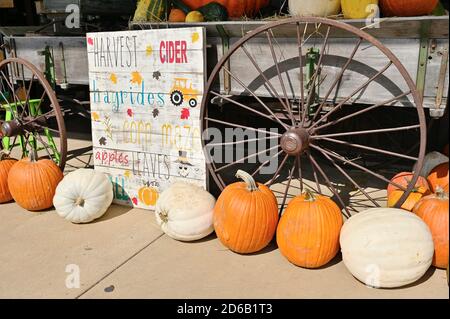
left=172, top=0, right=228, bottom=21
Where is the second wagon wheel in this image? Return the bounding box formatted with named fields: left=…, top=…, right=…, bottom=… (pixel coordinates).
left=0, top=57, right=67, bottom=170
left=201, top=17, right=427, bottom=217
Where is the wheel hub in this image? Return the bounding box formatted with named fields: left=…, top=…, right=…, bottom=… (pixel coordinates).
left=280, top=127, right=310, bottom=156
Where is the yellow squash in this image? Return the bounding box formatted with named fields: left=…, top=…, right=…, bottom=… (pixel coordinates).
left=341, top=0, right=379, bottom=19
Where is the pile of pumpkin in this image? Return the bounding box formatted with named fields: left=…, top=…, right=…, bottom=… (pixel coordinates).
left=155, top=147, right=449, bottom=289
left=0, top=151, right=114, bottom=224
left=133, top=0, right=447, bottom=24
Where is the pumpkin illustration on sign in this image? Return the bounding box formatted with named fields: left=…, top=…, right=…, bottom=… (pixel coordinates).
left=138, top=182, right=159, bottom=207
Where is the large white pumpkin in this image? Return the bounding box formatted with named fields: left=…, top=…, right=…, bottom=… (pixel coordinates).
left=340, top=208, right=434, bottom=288
left=289, top=0, right=341, bottom=17
left=155, top=182, right=216, bottom=242
left=53, top=169, right=113, bottom=224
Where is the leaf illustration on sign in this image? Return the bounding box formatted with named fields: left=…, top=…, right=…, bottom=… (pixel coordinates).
left=110, top=73, right=118, bottom=84
left=192, top=32, right=199, bottom=43
left=132, top=197, right=138, bottom=205
left=146, top=45, right=153, bottom=56
left=102, top=115, right=113, bottom=140
left=87, top=37, right=94, bottom=46
left=181, top=108, right=190, bottom=120
left=153, top=71, right=161, bottom=80
left=91, top=111, right=101, bottom=122
left=99, top=137, right=107, bottom=146
left=127, top=108, right=133, bottom=117
left=130, top=71, right=143, bottom=85
left=124, top=170, right=132, bottom=179
left=152, top=108, right=160, bottom=118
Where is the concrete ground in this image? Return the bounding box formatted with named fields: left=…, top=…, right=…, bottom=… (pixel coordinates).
left=0, top=136, right=448, bottom=299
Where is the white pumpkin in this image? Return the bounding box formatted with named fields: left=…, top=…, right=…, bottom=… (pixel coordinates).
left=340, top=208, right=434, bottom=288
left=289, top=0, right=341, bottom=17
left=53, top=169, right=113, bottom=224
left=155, top=182, right=216, bottom=242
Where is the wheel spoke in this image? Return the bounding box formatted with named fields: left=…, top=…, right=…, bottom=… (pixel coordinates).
left=279, top=162, right=296, bottom=216
left=310, top=61, right=393, bottom=130
left=310, top=144, right=407, bottom=191
left=318, top=149, right=380, bottom=207
left=314, top=91, right=411, bottom=132
left=210, top=91, right=288, bottom=129
left=214, top=144, right=280, bottom=173
left=307, top=150, right=322, bottom=193
left=205, top=117, right=282, bottom=136
left=301, top=26, right=331, bottom=126
left=296, top=23, right=305, bottom=122
left=266, top=30, right=295, bottom=125
left=312, top=124, right=420, bottom=139
left=34, top=131, right=55, bottom=159
left=268, top=154, right=289, bottom=186
left=297, top=155, right=303, bottom=193
left=311, top=37, right=363, bottom=122
left=1, top=70, right=24, bottom=113
left=21, top=110, right=56, bottom=127
left=20, top=73, right=36, bottom=118
left=207, top=135, right=279, bottom=148
left=316, top=137, right=418, bottom=161
left=252, top=150, right=283, bottom=177
left=240, top=45, right=291, bottom=119
left=308, top=152, right=351, bottom=217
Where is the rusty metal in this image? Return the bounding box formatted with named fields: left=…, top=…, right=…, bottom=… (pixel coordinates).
left=0, top=57, right=67, bottom=170
left=201, top=17, right=427, bottom=214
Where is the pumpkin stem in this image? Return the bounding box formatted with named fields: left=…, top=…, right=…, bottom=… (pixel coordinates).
left=236, top=170, right=259, bottom=192
left=158, top=210, right=169, bottom=223
left=29, top=147, right=38, bottom=162
left=303, top=189, right=317, bottom=202
left=435, top=186, right=449, bottom=199
left=75, top=197, right=85, bottom=207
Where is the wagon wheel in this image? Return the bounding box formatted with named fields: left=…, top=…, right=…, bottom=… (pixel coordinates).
left=0, top=57, right=67, bottom=170
left=201, top=17, right=426, bottom=217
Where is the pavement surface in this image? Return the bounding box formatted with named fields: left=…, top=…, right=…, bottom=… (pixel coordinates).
left=0, top=136, right=448, bottom=299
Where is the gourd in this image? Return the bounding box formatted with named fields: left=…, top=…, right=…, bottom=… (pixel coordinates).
left=413, top=188, right=449, bottom=269
left=185, top=11, right=205, bottom=22
left=276, top=190, right=343, bottom=268
left=8, top=153, right=63, bottom=211
left=214, top=170, right=278, bottom=254
left=0, top=154, right=16, bottom=203
left=53, top=169, right=113, bottom=224
left=340, top=208, right=434, bottom=288
left=168, top=8, right=187, bottom=22
left=380, top=0, right=439, bottom=17
left=133, top=0, right=167, bottom=22
left=289, top=0, right=341, bottom=17
left=156, top=182, right=216, bottom=241
left=428, top=162, right=449, bottom=193
left=178, top=0, right=269, bottom=18
left=341, top=0, right=379, bottom=19
left=173, top=0, right=229, bottom=21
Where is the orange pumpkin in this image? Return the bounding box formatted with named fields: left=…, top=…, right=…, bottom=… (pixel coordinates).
left=380, top=0, right=439, bottom=17
left=387, top=171, right=430, bottom=196
left=168, top=8, right=187, bottom=22
left=182, top=0, right=269, bottom=17
left=388, top=185, right=429, bottom=212
left=138, top=184, right=159, bottom=206
left=413, top=188, right=449, bottom=269
left=277, top=190, right=343, bottom=269
left=428, top=162, right=449, bottom=193
left=214, top=170, right=278, bottom=254
left=8, top=154, right=63, bottom=211
left=0, top=154, right=17, bottom=203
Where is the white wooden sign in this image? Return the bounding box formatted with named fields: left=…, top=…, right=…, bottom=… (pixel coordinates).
left=86, top=27, right=207, bottom=209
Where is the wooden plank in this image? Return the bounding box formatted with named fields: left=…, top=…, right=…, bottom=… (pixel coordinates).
left=130, top=16, right=450, bottom=39
left=87, top=27, right=207, bottom=210
left=0, top=0, right=14, bottom=9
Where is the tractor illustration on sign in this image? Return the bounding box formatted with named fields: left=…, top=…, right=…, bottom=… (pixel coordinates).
left=169, top=78, right=200, bottom=108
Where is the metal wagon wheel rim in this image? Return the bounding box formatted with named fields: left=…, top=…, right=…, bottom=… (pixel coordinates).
left=0, top=57, right=67, bottom=170
left=201, top=17, right=426, bottom=216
